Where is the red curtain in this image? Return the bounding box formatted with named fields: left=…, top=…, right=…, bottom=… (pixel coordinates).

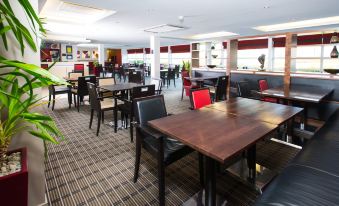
left=145, top=48, right=150, bottom=54
left=238, top=39, right=268, bottom=50
left=170, top=44, right=190, bottom=53
left=222, top=42, right=227, bottom=49
left=127, top=48, right=144, bottom=54
left=160, top=46, right=168, bottom=53
left=273, top=37, right=286, bottom=47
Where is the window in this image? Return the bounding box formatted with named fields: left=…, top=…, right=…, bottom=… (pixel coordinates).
left=295, top=45, right=322, bottom=73
left=272, top=47, right=285, bottom=72
left=210, top=43, right=227, bottom=67
left=238, top=49, right=268, bottom=70
left=127, top=53, right=144, bottom=64
left=323, top=44, right=339, bottom=69
left=160, top=53, right=168, bottom=65
left=171, top=52, right=191, bottom=65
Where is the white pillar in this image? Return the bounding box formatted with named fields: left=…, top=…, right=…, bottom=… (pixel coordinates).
left=150, top=35, right=160, bottom=78
left=268, top=37, right=273, bottom=71
left=98, top=44, right=105, bottom=65
left=121, top=48, right=128, bottom=63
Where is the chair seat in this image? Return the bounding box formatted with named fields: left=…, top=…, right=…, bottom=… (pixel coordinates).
left=71, top=88, right=78, bottom=94
left=143, top=135, right=193, bottom=165
left=54, top=86, right=70, bottom=94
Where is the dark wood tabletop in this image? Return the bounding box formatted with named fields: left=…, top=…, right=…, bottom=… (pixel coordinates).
left=148, top=108, right=277, bottom=164
left=100, top=83, right=139, bottom=92
left=260, top=84, right=333, bottom=103
left=206, top=98, right=303, bottom=125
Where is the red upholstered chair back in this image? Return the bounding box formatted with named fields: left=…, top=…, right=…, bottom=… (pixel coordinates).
left=41, top=64, right=48, bottom=70
left=181, top=70, right=191, bottom=86
left=258, top=79, right=269, bottom=92
left=74, top=64, right=84, bottom=72
left=190, top=88, right=211, bottom=110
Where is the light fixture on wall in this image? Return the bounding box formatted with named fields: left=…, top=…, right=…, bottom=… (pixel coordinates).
left=330, top=32, right=339, bottom=43
left=330, top=32, right=338, bottom=58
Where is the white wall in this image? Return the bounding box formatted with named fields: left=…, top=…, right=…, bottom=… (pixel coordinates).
left=0, top=0, right=46, bottom=206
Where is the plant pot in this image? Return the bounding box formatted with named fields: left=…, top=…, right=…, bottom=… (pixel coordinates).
left=0, top=148, right=28, bottom=206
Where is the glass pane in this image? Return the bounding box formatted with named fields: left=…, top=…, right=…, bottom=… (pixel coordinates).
left=238, top=49, right=268, bottom=58
left=238, top=58, right=268, bottom=70
left=274, top=48, right=285, bottom=58
left=211, top=58, right=225, bottom=67
left=323, top=59, right=339, bottom=69
left=324, top=44, right=339, bottom=58
left=296, top=46, right=321, bottom=57
left=295, top=59, right=321, bottom=73
left=272, top=58, right=285, bottom=72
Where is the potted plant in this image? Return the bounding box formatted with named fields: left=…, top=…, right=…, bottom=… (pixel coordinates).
left=0, top=0, right=66, bottom=205
left=182, top=60, right=191, bottom=76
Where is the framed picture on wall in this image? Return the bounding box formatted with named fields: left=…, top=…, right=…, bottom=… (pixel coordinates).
left=82, top=51, right=90, bottom=59
left=66, top=45, right=72, bottom=54
left=77, top=51, right=81, bottom=59
left=66, top=54, right=73, bottom=60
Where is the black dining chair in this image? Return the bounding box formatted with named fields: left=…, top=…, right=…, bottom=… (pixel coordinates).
left=165, top=68, right=176, bottom=88
left=87, top=83, right=115, bottom=136
left=48, top=85, right=71, bottom=110
left=71, top=76, right=97, bottom=112
left=118, top=66, right=127, bottom=82
left=210, top=76, right=228, bottom=102
left=236, top=81, right=261, bottom=99
left=119, top=85, right=156, bottom=142
left=132, top=95, right=201, bottom=206
left=128, top=71, right=143, bottom=84
left=151, top=78, right=163, bottom=95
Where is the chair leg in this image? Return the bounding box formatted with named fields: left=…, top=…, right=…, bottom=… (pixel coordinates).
left=96, top=113, right=101, bottom=136
left=48, top=94, right=51, bottom=108
left=130, top=115, right=134, bottom=142
left=157, top=137, right=165, bottom=206
left=73, top=94, right=77, bottom=108
left=68, top=92, right=72, bottom=109
left=102, top=111, right=104, bottom=123
left=89, top=109, right=94, bottom=129
left=133, top=130, right=141, bottom=183
left=77, top=95, right=80, bottom=112
left=52, top=94, right=56, bottom=111
left=173, top=78, right=176, bottom=87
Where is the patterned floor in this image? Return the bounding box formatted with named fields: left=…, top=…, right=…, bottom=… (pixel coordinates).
left=43, top=79, right=300, bottom=206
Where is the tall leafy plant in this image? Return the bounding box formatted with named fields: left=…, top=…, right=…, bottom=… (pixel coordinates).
left=0, top=0, right=67, bottom=161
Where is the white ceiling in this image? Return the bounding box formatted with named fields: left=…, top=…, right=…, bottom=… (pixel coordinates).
left=40, top=0, right=339, bottom=48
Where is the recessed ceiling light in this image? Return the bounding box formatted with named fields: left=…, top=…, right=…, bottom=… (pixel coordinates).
left=43, top=34, right=91, bottom=43
left=40, top=0, right=116, bottom=24
left=254, top=16, right=339, bottom=32
left=191, top=31, right=238, bottom=39
left=143, top=24, right=187, bottom=33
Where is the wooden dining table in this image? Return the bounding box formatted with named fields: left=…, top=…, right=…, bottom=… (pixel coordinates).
left=100, top=83, right=139, bottom=132
left=260, top=84, right=333, bottom=129
left=148, top=97, right=303, bottom=206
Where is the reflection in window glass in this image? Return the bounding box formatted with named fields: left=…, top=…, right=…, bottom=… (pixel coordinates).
left=295, top=59, right=321, bottom=73
left=128, top=53, right=144, bottom=64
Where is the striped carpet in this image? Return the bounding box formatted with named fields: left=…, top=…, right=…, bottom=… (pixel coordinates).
left=43, top=82, right=300, bottom=206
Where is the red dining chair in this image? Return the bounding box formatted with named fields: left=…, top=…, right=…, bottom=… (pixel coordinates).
left=190, top=87, right=212, bottom=110
left=181, top=70, right=198, bottom=100
left=258, top=79, right=278, bottom=103
left=74, top=64, right=84, bottom=74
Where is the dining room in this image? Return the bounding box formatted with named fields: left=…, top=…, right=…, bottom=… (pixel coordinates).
left=1, top=0, right=339, bottom=206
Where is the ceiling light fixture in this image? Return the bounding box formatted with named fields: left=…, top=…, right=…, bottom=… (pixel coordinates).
left=143, top=24, right=186, bottom=33
left=43, top=34, right=91, bottom=43
left=191, top=31, right=238, bottom=39
left=254, top=16, right=339, bottom=32
left=40, top=0, right=116, bottom=24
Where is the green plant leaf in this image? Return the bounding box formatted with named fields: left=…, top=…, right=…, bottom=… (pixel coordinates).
left=20, top=113, right=52, bottom=121
left=29, top=130, right=58, bottom=144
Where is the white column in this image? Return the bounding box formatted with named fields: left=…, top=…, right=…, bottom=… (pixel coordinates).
left=150, top=35, right=160, bottom=78
left=121, top=48, right=128, bottom=63
left=98, top=44, right=105, bottom=65
left=267, top=37, right=274, bottom=71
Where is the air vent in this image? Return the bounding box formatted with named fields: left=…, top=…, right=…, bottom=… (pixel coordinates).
left=58, top=1, right=103, bottom=15
left=144, top=24, right=187, bottom=33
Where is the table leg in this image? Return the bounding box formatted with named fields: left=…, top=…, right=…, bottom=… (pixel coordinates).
left=204, top=156, right=216, bottom=206
left=301, top=103, right=307, bottom=130
left=114, top=98, right=118, bottom=133
left=247, top=144, right=256, bottom=184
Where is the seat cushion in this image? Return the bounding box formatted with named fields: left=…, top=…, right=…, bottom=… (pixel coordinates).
left=143, top=135, right=193, bottom=165
left=54, top=86, right=70, bottom=94
left=255, top=165, right=339, bottom=206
